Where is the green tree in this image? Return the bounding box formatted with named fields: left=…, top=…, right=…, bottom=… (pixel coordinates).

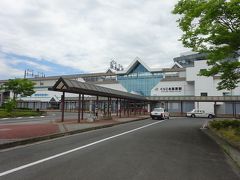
left=1, top=79, right=36, bottom=100
left=4, top=99, right=17, bottom=112
left=172, top=0, right=240, bottom=90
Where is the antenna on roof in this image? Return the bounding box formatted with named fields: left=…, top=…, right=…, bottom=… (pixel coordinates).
left=110, top=59, right=124, bottom=71
left=24, top=69, right=45, bottom=79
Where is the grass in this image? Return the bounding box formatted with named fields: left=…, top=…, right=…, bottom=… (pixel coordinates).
left=209, top=119, right=240, bottom=150
left=0, top=109, right=43, bottom=118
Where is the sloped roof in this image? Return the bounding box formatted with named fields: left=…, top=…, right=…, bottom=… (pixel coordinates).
left=116, top=57, right=163, bottom=74
left=171, top=62, right=183, bottom=69
left=49, top=77, right=147, bottom=101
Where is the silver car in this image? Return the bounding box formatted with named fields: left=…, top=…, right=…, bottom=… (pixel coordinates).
left=150, top=108, right=170, bottom=120
left=186, top=109, right=215, bottom=118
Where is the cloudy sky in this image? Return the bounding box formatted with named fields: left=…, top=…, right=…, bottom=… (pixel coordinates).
left=0, top=0, right=189, bottom=79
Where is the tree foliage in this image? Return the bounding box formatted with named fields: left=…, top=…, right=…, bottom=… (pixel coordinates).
left=172, top=0, right=240, bottom=90
left=4, top=99, right=17, bottom=112
left=1, top=79, right=36, bottom=100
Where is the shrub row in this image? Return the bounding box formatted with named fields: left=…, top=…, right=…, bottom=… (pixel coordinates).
left=209, top=120, right=240, bottom=130
left=0, top=110, right=42, bottom=118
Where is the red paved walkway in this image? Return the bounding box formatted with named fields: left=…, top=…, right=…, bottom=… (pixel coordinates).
left=0, top=124, right=60, bottom=139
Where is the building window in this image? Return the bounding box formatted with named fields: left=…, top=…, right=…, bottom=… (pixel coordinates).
left=201, top=92, right=208, bottom=96
left=179, top=87, right=182, bottom=91
left=40, top=82, right=44, bottom=86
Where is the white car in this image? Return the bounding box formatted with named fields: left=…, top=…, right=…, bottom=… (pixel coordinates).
left=150, top=108, right=170, bottom=120
left=186, top=109, right=215, bottom=118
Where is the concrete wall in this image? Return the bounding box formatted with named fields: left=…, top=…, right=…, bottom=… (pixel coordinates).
left=186, top=60, right=240, bottom=113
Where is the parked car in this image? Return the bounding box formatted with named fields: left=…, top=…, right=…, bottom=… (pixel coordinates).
left=150, top=108, right=170, bottom=120
left=186, top=109, right=215, bottom=118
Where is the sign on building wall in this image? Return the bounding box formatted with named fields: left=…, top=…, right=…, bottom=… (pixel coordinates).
left=154, top=87, right=182, bottom=92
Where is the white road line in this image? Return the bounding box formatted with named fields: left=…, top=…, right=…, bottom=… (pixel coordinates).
left=40, top=116, right=45, bottom=118
left=29, top=117, right=34, bottom=119
left=1, top=118, right=9, bottom=120
left=16, top=117, right=22, bottom=119
left=0, top=120, right=164, bottom=177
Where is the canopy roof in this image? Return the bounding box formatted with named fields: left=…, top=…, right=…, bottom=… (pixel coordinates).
left=49, top=77, right=147, bottom=101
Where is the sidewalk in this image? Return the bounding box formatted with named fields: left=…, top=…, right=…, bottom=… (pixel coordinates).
left=0, top=115, right=149, bottom=148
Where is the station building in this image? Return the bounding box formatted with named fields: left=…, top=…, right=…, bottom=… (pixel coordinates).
left=0, top=52, right=240, bottom=116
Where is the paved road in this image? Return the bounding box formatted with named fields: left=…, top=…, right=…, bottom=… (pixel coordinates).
left=0, top=118, right=239, bottom=180
left=0, top=112, right=89, bottom=124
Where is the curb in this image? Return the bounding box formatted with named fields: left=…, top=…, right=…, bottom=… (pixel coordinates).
left=0, top=117, right=149, bottom=150
left=201, top=128, right=240, bottom=170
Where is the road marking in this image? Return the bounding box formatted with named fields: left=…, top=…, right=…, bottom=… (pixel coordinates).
left=16, top=117, right=22, bottom=119
left=1, top=118, right=9, bottom=120
left=40, top=116, right=45, bottom=118
left=0, top=120, right=164, bottom=177
left=29, top=117, right=34, bottom=119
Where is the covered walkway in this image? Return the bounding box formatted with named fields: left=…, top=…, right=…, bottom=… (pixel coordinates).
left=49, top=78, right=148, bottom=122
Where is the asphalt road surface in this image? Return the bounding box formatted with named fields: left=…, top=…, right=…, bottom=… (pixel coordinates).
left=0, top=112, right=89, bottom=124
left=0, top=118, right=239, bottom=180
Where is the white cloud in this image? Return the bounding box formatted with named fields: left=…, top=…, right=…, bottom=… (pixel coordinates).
left=0, top=58, right=23, bottom=79
left=0, top=0, right=189, bottom=77
left=8, top=59, right=52, bottom=72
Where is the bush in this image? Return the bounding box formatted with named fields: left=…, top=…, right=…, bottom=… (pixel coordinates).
left=235, top=127, right=240, bottom=136
left=210, top=120, right=240, bottom=130
left=4, top=99, right=16, bottom=112
left=0, top=110, right=42, bottom=118
left=0, top=111, right=11, bottom=118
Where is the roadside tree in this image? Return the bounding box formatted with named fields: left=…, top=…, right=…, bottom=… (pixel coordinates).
left=172, top=0, right=240, bottom=90
left=0, top=79, right=35, bottom=111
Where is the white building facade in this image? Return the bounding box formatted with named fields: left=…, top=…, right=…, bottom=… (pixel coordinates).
left=0, top=52, right=239, bottom=116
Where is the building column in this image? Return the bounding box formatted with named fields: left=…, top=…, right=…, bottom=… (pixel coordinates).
left=214, top=101, right=217, bottom=118
left=166, top=101, right=168, bottom=112
left=81, top=94, right=84, bottom=120
left=119, top=99, right=122, bottom=118
left=61, top=92, right=65, bottom=122
left=78, top=94, right=81, bottom=123
left=180, top=101, right=183, bottom=116
left=96, top=96, right=99, bottom=118
left=116, top=98, right=118, bottom=117
left=123, top=99, right=126, bottom=116
left=134, top=102, right=137, bottom=115
left=109, top=97, right=112, bottom=117
left=107, top=97, right=110, bottom=117
left=127, top=101, right=130, bottom=117
left=232, top=101, right=236, bottom=118
left=147, top=103, right=150, bottom=113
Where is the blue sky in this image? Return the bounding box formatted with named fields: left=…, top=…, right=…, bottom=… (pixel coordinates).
left=0, top=51, right=85, bottom=79
left=0, top=0, right=189, bottom=79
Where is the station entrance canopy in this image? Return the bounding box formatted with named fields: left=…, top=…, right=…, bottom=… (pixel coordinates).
left=49, top=77, right=147, bottom=101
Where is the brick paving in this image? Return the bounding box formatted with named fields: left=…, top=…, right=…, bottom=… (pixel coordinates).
left=0, top=115, right=149, bottom=145
left=0, top=124, right=60, bottom=140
